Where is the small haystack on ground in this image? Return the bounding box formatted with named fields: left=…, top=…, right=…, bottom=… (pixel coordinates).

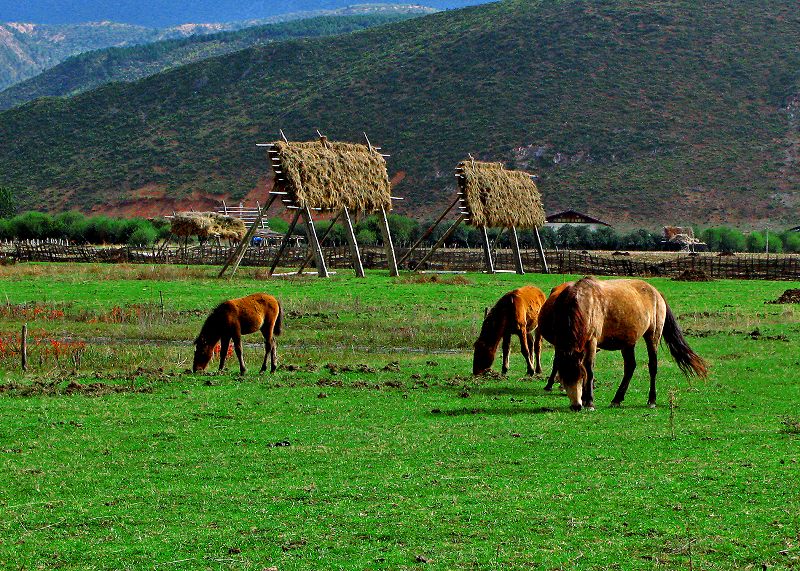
left=400, top=158, right=548, bottom=275
left=170, top=212, right=246, bottom=242
left=662, top=226, right=707, bottom=252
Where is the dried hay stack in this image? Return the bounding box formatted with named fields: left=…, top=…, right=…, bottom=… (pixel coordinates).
left=458, top=160, right=545, bottom=229
left=271, top=139, right=391, bottom=212
left=170, top=212, right=246, bottom=240
left=664, top=226, right=695, bottom=241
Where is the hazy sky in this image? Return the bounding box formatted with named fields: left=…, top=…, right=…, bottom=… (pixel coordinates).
left=0, top=0, right=491, bottom=27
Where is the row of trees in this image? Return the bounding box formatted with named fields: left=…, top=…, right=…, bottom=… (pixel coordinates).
left=0, top=209, right=798, bottom=253
left=292, top=214, right=800, bottom=254
left=0, top=211, right=170, bottom=246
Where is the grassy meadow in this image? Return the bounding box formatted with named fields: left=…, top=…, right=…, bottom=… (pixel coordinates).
left=0, top=262, right=798, bottom=570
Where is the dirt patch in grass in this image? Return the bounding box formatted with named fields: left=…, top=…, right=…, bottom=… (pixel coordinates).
left=0, top=379, right=154, bottom=397
left=673, top=269, right=713, bottom=282
left=767, top=289, right=800, bottom=304
left=745, top=328, right=789, bottom=341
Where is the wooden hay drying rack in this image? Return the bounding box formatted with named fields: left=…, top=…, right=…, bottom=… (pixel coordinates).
left=220, top=130, right=400, bottom=278
left=398, top=156, right=549, bottom=274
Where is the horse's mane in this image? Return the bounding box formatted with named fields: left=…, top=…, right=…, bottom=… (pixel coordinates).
left=476, top=294, right=512, bottom=347
left=553, top=276, right=599, bottom=353
left=195, top=301, right=230, bottom=344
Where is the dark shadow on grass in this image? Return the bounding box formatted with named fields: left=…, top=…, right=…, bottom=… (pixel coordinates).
left=474, top=386, right=565, bottom=398
left=430, top=405, right=562, bottom=417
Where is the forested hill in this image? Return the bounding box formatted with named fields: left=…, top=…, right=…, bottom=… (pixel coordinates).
left=0, top=13, right=430, bottom=110
left=0, top=0, right=798, bottom=228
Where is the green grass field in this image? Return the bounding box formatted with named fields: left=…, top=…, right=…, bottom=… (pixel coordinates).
left=1, top=263, right=798, bottom=570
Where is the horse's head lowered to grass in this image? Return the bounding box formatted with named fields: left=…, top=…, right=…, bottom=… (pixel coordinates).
left=472, top=337, right=498, bottom=375
left=192, top=333, right=216, bottom=373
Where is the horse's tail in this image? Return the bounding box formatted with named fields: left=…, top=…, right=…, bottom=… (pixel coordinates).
left=661, top=298, right=708, bottom=378
left=273, top=301, right=283, bottom=336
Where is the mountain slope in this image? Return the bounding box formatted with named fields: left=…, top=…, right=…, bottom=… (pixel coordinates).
left=0, top=0, right=798, bottom=227
left=0, top=12, right=431, bottom=110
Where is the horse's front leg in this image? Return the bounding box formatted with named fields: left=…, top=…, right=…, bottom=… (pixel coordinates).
left=501, top=332, right=512, bottom=375
left=543, top=353, right=559, bottom=391
left=218, top=337, right=231, bottom=371
left=233, top=335, right=246, bottom=375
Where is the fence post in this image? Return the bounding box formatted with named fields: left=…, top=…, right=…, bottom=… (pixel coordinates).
left=21, top=323, right=27, bottom=372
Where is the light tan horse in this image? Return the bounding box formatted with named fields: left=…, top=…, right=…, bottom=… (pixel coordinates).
left=473, top=285, right=547, bottom=376
left=193, top=293, right=283, bottom=374
left=551, top=277, right=707, bottom=410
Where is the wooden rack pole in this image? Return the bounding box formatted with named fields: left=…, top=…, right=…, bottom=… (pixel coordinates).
left=397, top=195, right=460, bottom=267
left=509, top=226, right=525, bottom=275
left=480, top=226, right=496, bottom=274
left=268, top=209, right=302, bottom=276
left=21, top=323, right=27, bottom=372
left=219, top=194, right=277, bottom=277
left=302, top=206, right=329, bottom=277
left=297, top=210, right=342, bottom=274
left=377, top=207, right=399, bottom=277
left=341, top=206, right=365, bottom=277
left=412, top=215, right=465, bottom=272
left=534, top=227, right=550, bottom=274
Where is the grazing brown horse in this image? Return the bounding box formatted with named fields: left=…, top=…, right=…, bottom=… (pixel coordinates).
left=473, top=285, right=547, bottom=376
left=193, top=293, right=283, bottom=374
left=535, top=281, right=573, bottom=391
left=552, top=277, right=707, bottom=411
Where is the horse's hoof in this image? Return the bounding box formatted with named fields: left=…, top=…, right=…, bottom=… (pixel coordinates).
left=543, top=385, right=553, bottom=392
left=570, top=403, right=583, bottom=412
left=609, top=401, right=622, bottom=408
left=647, top=402, right=657, bottom=409
left=585, top=405, right=596, bottom=411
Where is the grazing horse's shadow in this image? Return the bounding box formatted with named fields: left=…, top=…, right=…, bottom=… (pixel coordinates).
left=431, top=406, right=559, bottom=417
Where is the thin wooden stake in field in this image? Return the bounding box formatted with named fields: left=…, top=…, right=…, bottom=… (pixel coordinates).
left=21, top=323, right=27, bottom=372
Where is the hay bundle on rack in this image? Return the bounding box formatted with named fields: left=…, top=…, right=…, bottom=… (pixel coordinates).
left=170, top=212, right=213, bottom=238
left=271, top=139, right=391, bottom=212
left=208, top=212, right=247, bottom=240
left=458, top=160, right=545, bottom=229
left=170, top=212, right=246, bottom=240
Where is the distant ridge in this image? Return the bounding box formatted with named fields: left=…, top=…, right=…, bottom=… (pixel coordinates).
left=0, top=12, right=431, bottom=110
left=0, top=0, right=798, bottom=228
left=0, top=4, right=437, bottom=92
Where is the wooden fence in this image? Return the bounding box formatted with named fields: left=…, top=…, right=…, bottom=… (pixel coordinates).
left=3, top=241, right=799, bottom=280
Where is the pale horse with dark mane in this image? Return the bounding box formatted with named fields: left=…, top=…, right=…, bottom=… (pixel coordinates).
left=550, top=277, right=708, bottom=411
